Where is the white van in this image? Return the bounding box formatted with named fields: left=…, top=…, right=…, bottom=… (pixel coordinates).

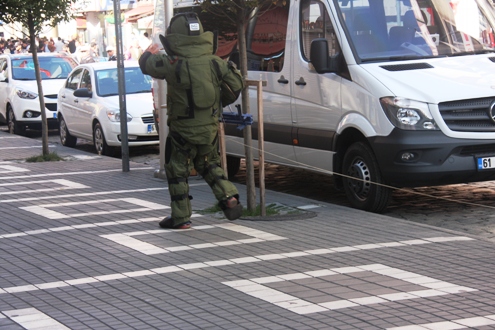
left=152, top=0, right=495, bottom=212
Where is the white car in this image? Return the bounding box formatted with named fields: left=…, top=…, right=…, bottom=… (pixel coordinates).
left=0, top=53, right=78, bottom=134
left=57, top=61, right=158, bottom=156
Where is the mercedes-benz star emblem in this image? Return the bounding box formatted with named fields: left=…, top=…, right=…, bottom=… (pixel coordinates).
left=490, top=101, right=495, bottom=124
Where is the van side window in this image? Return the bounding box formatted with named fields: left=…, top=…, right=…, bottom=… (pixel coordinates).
left=300, top=0, right=339, bottom=61
left=247, top=5, right=289, bottom=72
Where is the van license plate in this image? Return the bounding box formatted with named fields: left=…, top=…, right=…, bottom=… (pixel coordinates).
left=477, top=157, right=495, bottom=170
left=147, top=124, right=156, bottom=134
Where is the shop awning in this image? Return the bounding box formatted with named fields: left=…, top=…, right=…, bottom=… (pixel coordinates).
left=138, top=15, right=154, bottom=29
left=76, top=17, right=86, bottom=29
left=125, top=5, right=154, bottom=23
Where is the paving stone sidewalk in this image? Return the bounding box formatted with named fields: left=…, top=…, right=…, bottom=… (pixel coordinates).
left=1, top=131, right=495, bottom=330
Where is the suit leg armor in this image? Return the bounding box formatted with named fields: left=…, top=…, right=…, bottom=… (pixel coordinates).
left=165, top=134, right=197, bottom=226
left=194, top=138, right=238, bottom=201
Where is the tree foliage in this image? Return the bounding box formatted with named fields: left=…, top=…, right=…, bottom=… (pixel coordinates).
left=1, top=0, right=76, bottom=32
left=0, top=0, right=76, bottom=155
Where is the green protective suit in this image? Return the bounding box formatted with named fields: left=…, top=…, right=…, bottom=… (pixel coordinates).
left=139, top=16, right=243, bottom=227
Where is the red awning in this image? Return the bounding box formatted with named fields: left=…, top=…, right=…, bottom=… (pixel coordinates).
left=125, top=5, right=154, bottom=23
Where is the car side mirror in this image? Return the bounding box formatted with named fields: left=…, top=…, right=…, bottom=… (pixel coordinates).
left=73, top=88, right=92, bottom=98
left=310, top=38, right=341, bottom=74
left=0, top=73, right=8, bottom=82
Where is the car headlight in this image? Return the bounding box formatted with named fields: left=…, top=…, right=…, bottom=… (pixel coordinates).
left=16, top=88, right=38, bottom=99
left=381, top=97, right=438, bottom=130
left=106, top=110, right=132, bottom=122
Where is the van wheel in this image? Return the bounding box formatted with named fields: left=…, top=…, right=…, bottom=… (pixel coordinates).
left=7, top=106, right=25, bottom=135
left=93, top=122, right=115, bottom=156
left=59, top=115, right=77, bottom=147
left=226, top=156, right=241, bottom=179
left=342, top=142, right=391, bottom=213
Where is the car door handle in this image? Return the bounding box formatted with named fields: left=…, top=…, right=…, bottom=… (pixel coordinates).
left=60, top=95, right=65, bottom=99
left=295, top=77, right=307, bottom=86
left=277, top=75, right=289, bottom=84
left=74, top=99, right=78, bottom=103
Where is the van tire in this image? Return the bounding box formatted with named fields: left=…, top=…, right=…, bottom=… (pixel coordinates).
left=342, top=142, right=391, bottom=213
left=226, top=156, right=241, bottom=179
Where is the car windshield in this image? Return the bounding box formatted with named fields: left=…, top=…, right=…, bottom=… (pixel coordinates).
left=337, top=0, right=495, bottom=62
left=95, top=68, right=152, bottom=97
left=12, top=56, right=78, bottom=80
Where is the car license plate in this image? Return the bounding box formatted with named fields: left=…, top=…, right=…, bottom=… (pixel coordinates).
left=477, top=156, right=495, bottom=170
left=53, top=112, right=57, bottom=118
left=147, top=124, right=156, bottom=134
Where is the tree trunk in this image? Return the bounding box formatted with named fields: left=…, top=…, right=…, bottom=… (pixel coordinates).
left=237, top=10, right=256, bottom=212
left=29, top=16, right=49, bottom=156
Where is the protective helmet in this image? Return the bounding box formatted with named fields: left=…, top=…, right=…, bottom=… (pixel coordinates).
left=166, top=12, right=203, bottom=36
left=160, top=12, right=217, bottom=56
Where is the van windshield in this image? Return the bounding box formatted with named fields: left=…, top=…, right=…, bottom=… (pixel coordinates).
left=337, top=0, right=495, bottom=61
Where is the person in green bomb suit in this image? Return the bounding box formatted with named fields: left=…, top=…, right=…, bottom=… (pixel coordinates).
left=139, top=12, right=244, bottom=229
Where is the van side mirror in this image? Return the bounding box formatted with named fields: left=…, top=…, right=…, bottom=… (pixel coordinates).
left=73, top=88, right=92, bottom=98
left=310, top=38, right=341, bottom=74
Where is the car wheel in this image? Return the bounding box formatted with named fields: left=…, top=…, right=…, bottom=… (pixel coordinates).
left=342, top=141, right=391, bottom=213
left=7, top=106, right=25, bottom=135
left=226, top=156, right=241, bottom=179
left=59, top=115, right=77, bottom=147
left=93, top=122, right=115, bottom=156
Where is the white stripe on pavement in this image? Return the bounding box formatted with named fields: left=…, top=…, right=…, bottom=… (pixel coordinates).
left=387, top=314, right=495, bottom=329
left=2, top=308, right=70, bottom=330
left=0, top=236, right=475, bottom=296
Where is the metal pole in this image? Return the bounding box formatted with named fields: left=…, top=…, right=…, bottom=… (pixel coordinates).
left=153, top=0, right=174, bottom=180
left=113, top=0, right=130, bottom=172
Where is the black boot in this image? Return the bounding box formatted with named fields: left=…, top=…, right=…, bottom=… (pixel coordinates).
left=219, top=195, right=243, bottom=221
left=159, top=216, right=192, bottom=229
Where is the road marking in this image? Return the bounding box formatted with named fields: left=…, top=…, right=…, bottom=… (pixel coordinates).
left=2, top=308, right=69, bottom=330
left=0, top=215, right=209, bottom=239
left=0, top=236, right=474, bottom=296
left=0, top=145, right=56, bottom=150
left=223, top=263, right=478, bottom=315
left=0, top=164, right=30, bottom=174
left=387, top=314, right=495, bottom=329
left=101, top=223, right=287, bottom=255
left=0, top=179, right=89, bottom=195
left=0, top=183, right=207, bottom=203
left=0, top=167, right=152, bottom=180
left=19, top=197, right=168, bottom=219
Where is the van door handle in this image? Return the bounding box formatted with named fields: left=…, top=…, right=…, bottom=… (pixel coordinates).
left=277, top=76, right=289, bottom=84
left=295, top=77, right=307, bottom=86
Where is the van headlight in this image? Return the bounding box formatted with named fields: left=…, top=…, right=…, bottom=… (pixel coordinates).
left=381, top=97, right=438, bottom=130
left=106, top=110, right=132, bottom=122
left=16, top=88, right=37, bottom=99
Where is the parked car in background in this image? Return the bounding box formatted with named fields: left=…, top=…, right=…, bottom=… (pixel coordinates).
left=0, top=53, right=78, bottom=134
left=57, top=61, right=158, bottom=156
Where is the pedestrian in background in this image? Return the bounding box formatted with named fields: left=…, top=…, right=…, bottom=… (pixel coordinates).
left=106, top=46, right=117, bottom=61
left=138, top=12, right=244, bottom=229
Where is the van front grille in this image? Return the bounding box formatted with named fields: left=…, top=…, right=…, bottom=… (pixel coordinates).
left=439, top=97, right=495, bottom=132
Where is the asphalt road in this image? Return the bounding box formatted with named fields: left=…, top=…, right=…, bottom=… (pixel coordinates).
left=6, top=125, right=495, bottom=243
